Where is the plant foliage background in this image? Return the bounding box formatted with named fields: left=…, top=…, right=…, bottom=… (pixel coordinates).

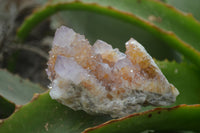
left=0, top=0, right=200, bottom=132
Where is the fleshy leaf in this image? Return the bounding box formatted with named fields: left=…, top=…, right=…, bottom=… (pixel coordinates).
left=51, top=10, right=178, bottom=61
left=84, top=105, right=200, bottom=133
left=166, top=0, right=200, bottom=21
left=0, top=92, right=111, bottom=133
left=0, top=69, right=46, bottom=105
left=17, top=0, right=200, bottom=66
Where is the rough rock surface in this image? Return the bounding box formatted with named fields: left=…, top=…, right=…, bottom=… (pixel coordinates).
left=46, top=26, right=179, bottom=118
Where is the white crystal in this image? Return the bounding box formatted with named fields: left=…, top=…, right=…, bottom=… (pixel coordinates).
left=93, top=40, right=113, bottom=54
left=114, top=58, right=133, bottom=70
left=53, top=26, right=76, bottom=47
left=54, top=55, right=87, bottom=84
left=114, top=48, right=126, bottom=60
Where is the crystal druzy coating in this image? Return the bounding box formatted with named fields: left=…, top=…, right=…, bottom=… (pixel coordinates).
left=46, top=26, right=179, bottom=118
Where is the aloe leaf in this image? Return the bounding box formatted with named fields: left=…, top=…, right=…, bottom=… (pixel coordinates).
left=51, top=11, right=178, bottom=61
left=0, top=92, right=111, bottom=133
left=0, top=69, right=46, bottom=105
left=52, top=0, right=200, bottom=52
left=166, top=0, right=200, bottom=21
left=0, top=60, right=200, bottom=132
left=17, top=0, right=200, bottom=66
left=84, top=105, right=200, bottom=133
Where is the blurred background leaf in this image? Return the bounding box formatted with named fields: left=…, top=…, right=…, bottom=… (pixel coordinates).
left=166, top=0, right=200, bottom=21
left=0, top=69, right=46, bottom=105
left=17, top=0, right=200, bottom=66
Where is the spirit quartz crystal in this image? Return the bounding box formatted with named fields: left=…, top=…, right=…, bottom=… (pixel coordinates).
left=46, top=26, right=179, bottom=118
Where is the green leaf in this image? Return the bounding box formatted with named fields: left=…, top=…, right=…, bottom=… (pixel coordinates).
left=0, top=69, right=46, bottom=105
left=84, top=105, right=200, bottom=133
left=17, top=0, right=200, bottom=66
left=67, top=0, right=200, bottom=52
left=0, top=61, right=200, bottom=132
left=166, top=0, right=200, bottom=21
left=0, top=92, right=111, bottom=133
left=51, top=10, right=178, bottom=61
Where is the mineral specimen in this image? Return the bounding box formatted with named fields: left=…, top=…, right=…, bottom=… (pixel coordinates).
left=46, top=26, right=179, bottom=118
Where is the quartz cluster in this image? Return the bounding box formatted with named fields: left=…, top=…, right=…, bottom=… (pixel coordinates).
left=46, top=26, right=179, bottom=118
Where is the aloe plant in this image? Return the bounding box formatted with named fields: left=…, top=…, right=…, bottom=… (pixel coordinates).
left=1, top=0, right=200, bottom=132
